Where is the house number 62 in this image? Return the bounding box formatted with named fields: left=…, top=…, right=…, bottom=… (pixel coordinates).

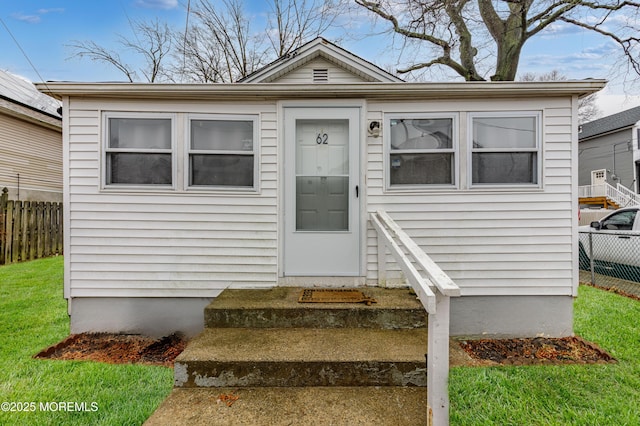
left=316, top=133, right=328, bottom=145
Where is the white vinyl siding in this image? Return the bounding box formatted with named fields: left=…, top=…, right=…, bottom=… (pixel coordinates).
left=366, top=98, right=575, bottom=297
left=66, top=99, right=277, bottom=298
left=65, top=94, right=577, bottom=301
left=0, top=113, right=62, bottom=199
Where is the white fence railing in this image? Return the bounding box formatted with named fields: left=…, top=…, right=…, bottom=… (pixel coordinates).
left=578, top=183, right=640, bottom=208
left=615, top=183, right=640, bottom=206
left=370, top=210, right=460, bottom=426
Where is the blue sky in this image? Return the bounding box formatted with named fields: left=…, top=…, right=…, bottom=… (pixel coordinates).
left=1, top=0, right=639, bottom=115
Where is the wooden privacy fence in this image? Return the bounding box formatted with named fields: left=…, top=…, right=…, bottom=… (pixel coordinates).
left=0, top=188, right=63, bottom=265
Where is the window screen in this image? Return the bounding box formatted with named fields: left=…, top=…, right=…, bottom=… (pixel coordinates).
left=471, top=115, right=539, bottom=185
left=189, top=118, right=256, bottom=188
left=388, top=117, right=455, bottom=187
left=106, top=117, right=172, bottom=185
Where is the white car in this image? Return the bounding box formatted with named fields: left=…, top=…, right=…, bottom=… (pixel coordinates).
left=579, top=206, right=640, bottom=281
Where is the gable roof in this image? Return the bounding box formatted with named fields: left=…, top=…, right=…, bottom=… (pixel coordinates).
left=239, top=37, right=403, bottom=84
left=579, top=105, right=640, bottom=140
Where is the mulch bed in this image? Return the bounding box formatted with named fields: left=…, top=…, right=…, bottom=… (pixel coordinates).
left=35, top=332, right=615, bottom=368
left=34, top=332, right=187, bottom=367
left=459, top=336, right=616, bottom=366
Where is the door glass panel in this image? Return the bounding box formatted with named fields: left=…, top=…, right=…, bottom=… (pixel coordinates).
left=296, top=119, right=349, bottom=231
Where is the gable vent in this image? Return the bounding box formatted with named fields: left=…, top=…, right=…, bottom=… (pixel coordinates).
left=313, top=68, right=329, bottom=83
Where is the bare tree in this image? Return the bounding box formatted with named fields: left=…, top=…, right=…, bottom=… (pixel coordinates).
left=69, top=18, right=172, bottom=82
left=173, top=25, right=229, bottom=83
left=355, top=1, right=640, bottom=82
left=69, top=1, right=345, bottom=83
left=268, top=0, right=341, bottom=57
left=123, top=19, right=173, bottom=82
left=186, top=0, right=266, bottom=82
left=175, top=0, right=345, bottom=82
left=520, top=70, right=601, bottom=123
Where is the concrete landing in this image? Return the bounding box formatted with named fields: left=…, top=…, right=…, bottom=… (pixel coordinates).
left=205, top=287, right=426, bottom=329
left=144, top=387, right=428, bottom=426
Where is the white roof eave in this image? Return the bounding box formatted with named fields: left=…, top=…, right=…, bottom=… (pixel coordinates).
left=36, top=80, right=608, bottom=102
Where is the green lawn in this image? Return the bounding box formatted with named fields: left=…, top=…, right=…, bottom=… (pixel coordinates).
left=1, top=258, right=639, bottom=425
left=450, top=285, right=640, bottom=425
left=0, top=257, right=173, bottom=426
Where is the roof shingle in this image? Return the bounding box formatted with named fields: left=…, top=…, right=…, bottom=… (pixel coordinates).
left=579, top=105, right=640, bottom=140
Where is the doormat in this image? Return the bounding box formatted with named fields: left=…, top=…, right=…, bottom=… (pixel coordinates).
left=298, top=289, right=377, bottom=305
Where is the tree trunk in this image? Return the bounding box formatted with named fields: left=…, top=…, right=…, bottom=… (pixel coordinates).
left=479, top=0, right=529, bottom=81
left=492, top=37, right=524, bottom=81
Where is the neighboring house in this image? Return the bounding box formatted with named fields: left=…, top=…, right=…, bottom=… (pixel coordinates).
left=37, top=38, right=605, bottom=338
left=578, top=106, right=640, bottom=192
left=0, top=70, right=62, bottom=202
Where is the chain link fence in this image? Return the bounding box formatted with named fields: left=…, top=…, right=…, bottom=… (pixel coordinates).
left=579, top=230, right=640, bottom=295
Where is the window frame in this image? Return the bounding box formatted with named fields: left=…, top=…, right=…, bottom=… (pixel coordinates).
left=468, top=111, right=542, bottom=189
left=385, top=113, right=459, bottom=191
left=102, top=112, right=176, bottom=190
left=185, top=114, right=259, bottom=192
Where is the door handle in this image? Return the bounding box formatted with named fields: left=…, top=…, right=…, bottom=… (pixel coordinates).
left=355, top=185, right=359, bottom=198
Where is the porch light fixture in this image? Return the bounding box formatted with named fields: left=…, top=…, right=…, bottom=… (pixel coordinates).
left=368, top=120, right=381, bottom=138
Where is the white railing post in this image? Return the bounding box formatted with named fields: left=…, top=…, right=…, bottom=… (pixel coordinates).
left=370, top=210, right=460, bottom=426
left=377, top=232, right=387, bottom=287
left=428, top=292, right=451, bottom=426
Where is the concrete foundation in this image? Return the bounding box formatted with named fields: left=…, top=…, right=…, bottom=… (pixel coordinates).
left=69, top=293, right=574, bottom=339
left=70, top=297, right=213, bottom=338
left=450, top=295, right=574, bottom=338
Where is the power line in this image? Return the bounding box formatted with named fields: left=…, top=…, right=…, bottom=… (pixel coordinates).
left=0, top=16, right=52, bottom=92
left=183, top=0, right=191, bottom=78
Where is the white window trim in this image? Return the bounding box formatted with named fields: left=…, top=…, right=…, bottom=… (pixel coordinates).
left=102, top=111, right=177, bottom=190
left=185, top=114, right=260, bottom=192
left=385, top=112, right=459, bottom=191
left=467, top=111, right=542, bottom=189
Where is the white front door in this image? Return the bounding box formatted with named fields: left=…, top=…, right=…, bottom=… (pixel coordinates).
left=284, top=107, right=360, bottom=276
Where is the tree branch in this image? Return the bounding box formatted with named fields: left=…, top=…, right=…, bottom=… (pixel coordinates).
left=67, top=40, right=137, bottom=82
left=354, top=0, right=450, bottom=48
left=561, top=15, right=640, bottom=74
left=355, top=0, right=481, bottom=80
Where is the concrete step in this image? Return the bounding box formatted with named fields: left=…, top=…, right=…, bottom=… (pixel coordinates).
left=205, top=287, right=426, bottom=329
left=144, top=387, right=428, bottom=426
left=175, top=327, right=428, bottom=387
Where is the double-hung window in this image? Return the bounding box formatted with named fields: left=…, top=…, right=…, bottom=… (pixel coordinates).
left=470, top=112, right=541, bottom=186
left=188, top=116, right=257, bottom=189
left=105, top=114, right=174, bottom=186
left=387, top=115, right=456, bottom=188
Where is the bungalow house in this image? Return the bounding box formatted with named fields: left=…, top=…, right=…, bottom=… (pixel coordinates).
left=37, top=38, right=605, bottom=338
left=0, top=69, right=62, bottom=202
